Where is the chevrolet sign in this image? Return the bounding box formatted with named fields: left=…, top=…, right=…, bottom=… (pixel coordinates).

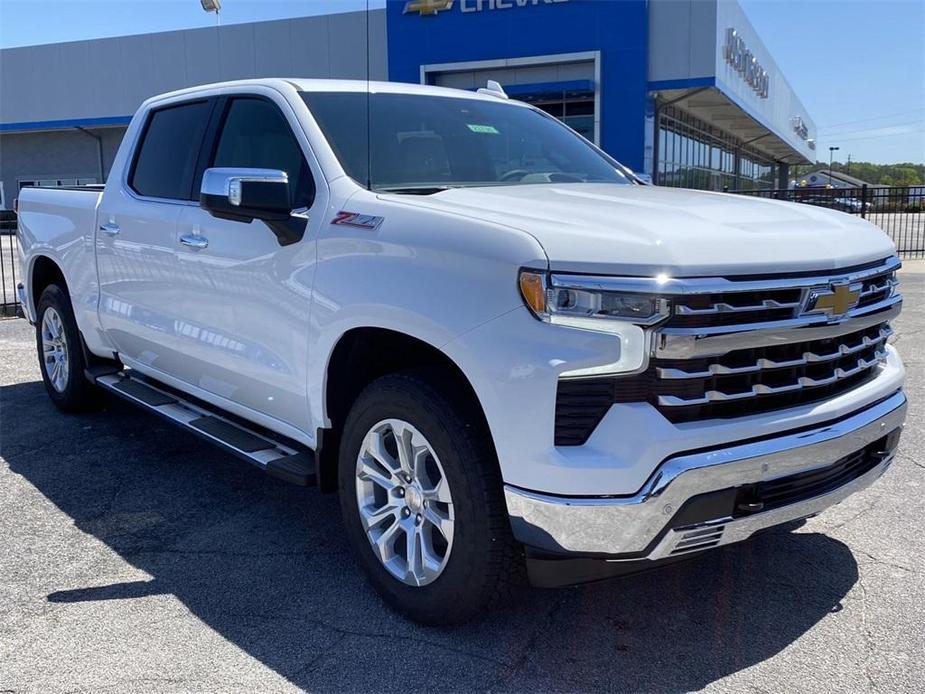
left=404, top=0, right=569, bottom=16
left=403, top=0, right=453, bottom=15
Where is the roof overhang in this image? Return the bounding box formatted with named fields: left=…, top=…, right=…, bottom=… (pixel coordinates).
left=0, top=115, right=132, bottom=135
left=650, top=84, right=813, bottom=166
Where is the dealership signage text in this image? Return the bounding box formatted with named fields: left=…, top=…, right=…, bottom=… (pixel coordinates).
left=723, top=28, right=770, bottom=99
left=404, top=0, right=569, bottom=17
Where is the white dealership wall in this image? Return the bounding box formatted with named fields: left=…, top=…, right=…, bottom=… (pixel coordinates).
left=0, top=10, right=387, bottom=206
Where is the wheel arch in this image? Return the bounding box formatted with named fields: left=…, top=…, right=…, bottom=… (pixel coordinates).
left=26, top=254, right=70, bottom=324
left=30, top=254, right=68, bottom=306
left=317, top=326, right=495, bottom=493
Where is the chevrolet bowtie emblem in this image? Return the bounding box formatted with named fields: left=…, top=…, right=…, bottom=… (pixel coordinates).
left=804, top=282, right=862, bottom=318
left=403, top=0, right=454, bottom=16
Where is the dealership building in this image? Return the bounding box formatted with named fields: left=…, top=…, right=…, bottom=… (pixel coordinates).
left=0, top=0, right=817, bottom=210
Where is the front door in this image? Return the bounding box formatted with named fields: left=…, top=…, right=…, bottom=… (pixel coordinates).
left=171, top=94, right=324, bottom=432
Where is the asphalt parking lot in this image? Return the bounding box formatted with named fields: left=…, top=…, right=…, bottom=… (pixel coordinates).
left=0, top=270, right=922, bottom=693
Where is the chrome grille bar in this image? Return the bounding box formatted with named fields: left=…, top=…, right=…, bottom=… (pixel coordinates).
left=657, top=349, right=888, bottom=407
left=674, top=298, right=801, bottom=316
left=655, top=299, right=900, bottom=359
left=551, top=255, right=901, bottom=296
left=860, top=277, right=898, bottom=297
left=657, top=326, right=893, bottom=379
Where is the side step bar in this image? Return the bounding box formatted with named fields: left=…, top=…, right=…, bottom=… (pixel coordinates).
left=94, top=371, right=316, bottom=486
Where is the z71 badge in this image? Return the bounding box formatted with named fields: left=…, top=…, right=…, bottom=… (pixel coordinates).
left=331, top=211, right=385, bottom=230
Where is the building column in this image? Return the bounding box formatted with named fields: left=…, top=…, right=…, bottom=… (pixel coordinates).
left=777, top=162, right=790, bottom=190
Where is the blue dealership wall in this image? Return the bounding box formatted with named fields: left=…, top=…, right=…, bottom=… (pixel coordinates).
left=386, top=0, right=649, bottom=172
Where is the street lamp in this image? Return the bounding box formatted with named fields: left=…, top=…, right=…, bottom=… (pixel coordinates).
left=200, top=0, right=221, bottom=25
left=829, top=146, right=840, bottom=186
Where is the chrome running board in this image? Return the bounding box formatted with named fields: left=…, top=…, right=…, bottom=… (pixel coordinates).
left=93, top=371, right=316, bottom=486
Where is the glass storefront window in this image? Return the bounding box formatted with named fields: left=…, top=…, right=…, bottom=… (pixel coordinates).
left=656, top=104, right=777, bottom=191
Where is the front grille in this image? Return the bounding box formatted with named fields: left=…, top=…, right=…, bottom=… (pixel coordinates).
left=553, top=257, right=902, bottom=446
left=665, top=264, right=898, bottom=329
left=555, top=322, right=890, bottom=444
left=651, top=323, right=891, bottom=418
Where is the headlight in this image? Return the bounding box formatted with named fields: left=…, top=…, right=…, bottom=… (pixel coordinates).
left=518, top=270, right=671, bottom=377
left=519, top=270, right=670, bottom=327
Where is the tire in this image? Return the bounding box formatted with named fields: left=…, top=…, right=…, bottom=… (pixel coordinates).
left=35, top=283, right=100, bottom=412
left=338, top=369, right=523, bottom=625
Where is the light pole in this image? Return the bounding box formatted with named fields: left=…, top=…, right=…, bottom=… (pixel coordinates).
left=829, top=146, right=840, bottom=185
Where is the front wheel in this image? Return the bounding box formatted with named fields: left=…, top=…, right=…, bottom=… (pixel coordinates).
left=338, top=370, right=522, bottom=625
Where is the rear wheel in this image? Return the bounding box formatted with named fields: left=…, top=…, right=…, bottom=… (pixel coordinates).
left=35, top=284, right=100, bottom=412
left=338, top=370, right=522, bottom=625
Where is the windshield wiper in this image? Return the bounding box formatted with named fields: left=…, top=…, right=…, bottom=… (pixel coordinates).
left=376, top=185, right=454, bottom=195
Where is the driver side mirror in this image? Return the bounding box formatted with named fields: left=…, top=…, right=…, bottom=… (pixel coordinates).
left=200, top=167, right=307, bottom=246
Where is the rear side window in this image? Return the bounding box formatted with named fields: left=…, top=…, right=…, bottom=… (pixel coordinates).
left=130, top=101, right=211, bottom=200
left=211, top=98, right=314, bottom=209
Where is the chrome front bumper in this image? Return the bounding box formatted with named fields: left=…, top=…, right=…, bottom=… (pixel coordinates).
left=505, top=391, right=906, bottom=560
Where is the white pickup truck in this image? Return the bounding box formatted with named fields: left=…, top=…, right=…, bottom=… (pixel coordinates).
left=16, top=79, right=906, bottom=624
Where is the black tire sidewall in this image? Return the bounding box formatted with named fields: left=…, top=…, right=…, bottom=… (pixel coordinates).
left=338, top=372, right=510, bottom=624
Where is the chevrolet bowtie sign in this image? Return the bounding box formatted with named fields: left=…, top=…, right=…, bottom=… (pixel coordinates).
left=404, top=0, right=569, bottom=17
left=403, top=0, right=453, bottom=15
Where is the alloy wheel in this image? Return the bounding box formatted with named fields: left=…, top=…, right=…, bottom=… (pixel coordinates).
left=41, top=307, right=69, bottom=393
left=355, top=418, right=455, bottom=586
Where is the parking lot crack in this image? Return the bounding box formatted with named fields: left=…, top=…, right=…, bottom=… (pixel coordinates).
left=487, top=595, right=570, bottom=690
left=827, top=501, right=876, bottom=531
left=855, top=548, right=918, bottom=575
left=308, top=621, right=515, bottom=669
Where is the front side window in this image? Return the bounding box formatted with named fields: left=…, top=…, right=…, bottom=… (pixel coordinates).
left=301, top=91, right=630, bottom=192
left=211, top=98, right=314, bottom=209
left=130, top=101, right=212, bottom=200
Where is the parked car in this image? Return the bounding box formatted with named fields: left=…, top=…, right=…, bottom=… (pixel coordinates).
left=796, top=193, right=870, bottom=214
left=16, top=79, right=906, bottom=624
left=834, top=196, right=872, bottom=213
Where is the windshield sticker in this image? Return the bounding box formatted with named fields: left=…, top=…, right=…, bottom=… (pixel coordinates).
left=467, top=124, right=499, bottom=134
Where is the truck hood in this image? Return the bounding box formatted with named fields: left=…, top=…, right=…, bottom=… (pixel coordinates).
left=388, top=184, right=896, bottom=276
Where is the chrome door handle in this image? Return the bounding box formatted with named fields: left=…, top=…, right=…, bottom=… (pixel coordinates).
left=99, top=223, right=120, bottom=236
left=179, top=234, right=209, bottom=250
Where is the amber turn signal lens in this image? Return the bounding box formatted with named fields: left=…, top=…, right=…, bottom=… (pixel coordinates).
left=519, top=271, right=546, bottom=316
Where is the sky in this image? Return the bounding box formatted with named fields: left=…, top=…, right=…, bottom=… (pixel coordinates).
left=738, top=0, right=924, bottom=165
left=0, top=0, right=922, bottom=165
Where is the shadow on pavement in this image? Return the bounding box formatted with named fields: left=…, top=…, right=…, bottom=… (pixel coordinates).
left=1, top=378, right=859, bottom=692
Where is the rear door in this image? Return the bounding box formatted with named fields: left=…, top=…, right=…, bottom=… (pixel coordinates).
left=97, top=99, right=214, bottom=369
left=171, top=93, right=325, bottom=431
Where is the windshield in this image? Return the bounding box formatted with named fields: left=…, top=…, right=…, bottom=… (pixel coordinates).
left=300, top=91, right=631, bottom=192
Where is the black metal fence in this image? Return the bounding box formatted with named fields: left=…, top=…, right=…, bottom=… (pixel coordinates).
left=727, top=185, right=925, bottom=260
left=1, top=211, right=20, bottom=318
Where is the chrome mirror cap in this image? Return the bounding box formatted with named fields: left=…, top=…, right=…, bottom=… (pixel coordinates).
left=200, top=167, right=289, bottom=206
